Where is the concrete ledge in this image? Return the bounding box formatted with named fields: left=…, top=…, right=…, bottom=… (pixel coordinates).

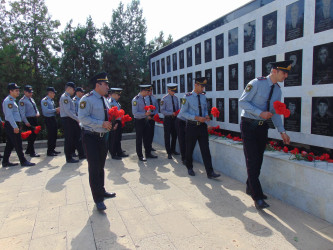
left=153, top=123, right=333, bottom=224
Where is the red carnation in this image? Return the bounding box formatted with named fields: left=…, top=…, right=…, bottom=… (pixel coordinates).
left=34, top=126, right=41, bottom=134
left=21, top=131, right=32, bottom=139
left=283, top=146, right=289, bottom=153
left=1, top=121, right=4, bottom=128
left=153, top=114, right=163, bottom=124
left=144, top=105, right=156, bottom=111
left=108, top=106, right=119, bottom=122
left=273, top=101, right=291, bottom=118
left=211, top=107, right=220, bottom=118
left=175, top=109, right=180, bottom=116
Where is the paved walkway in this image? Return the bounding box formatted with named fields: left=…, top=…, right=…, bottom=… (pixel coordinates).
left=0, top=140, right=332, bottom=250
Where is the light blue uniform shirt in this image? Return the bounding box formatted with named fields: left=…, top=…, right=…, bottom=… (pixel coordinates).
left=239, top=76, right=285, bottom=132
left=2, top=95, right=22, bottom=128
left=60, top=91, right=78, bottom=122
left=132, top=93, right=147, bottom=119
left=41, top=96, right=56, bottom=117
left=73, top=95, right=81, bottom=115
left=144, top=95, right=158, bottom=115
left=108, top=97, right=121, bottom=120
left=179, top=91, right=208, bottom=121
left=160, top=94, right=180, bottom=116
left=18, top=95, right=39, bottom=124
left=78, top=90, right=110, bottom=133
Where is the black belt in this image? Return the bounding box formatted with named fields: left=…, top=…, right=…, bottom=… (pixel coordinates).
left=187, top=120, right=205, bottom=126
left=82, top=129, right=107, bottom=137
left=164, top=115, right=176, bottom=119
left=241, top=117, right=267, bottom=126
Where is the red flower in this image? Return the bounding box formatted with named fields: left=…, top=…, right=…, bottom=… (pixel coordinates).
left=319, top=153, right=330, bottom=161
left=327, top=159, right=333, bottom=163
left=301, top=151, right=307, bottom=157
left=34, top=126, right=41, bottom=134
left=290, top=148, right=299, bottom=155
left=308, top=155, right=314, bottom=162
left=284, top=109, right=291, bottom=118
left=283, top=146, right=289, bottom=153
left=211, top=107, right=220, bottom=118
left=153, top=114, right=163, bottom=124
left=1, top=121, right=4, bottom=128
left=108, top=107, right=119, bottom=121
left=226, top=134, right=232, bottom=139
left=273, top=101, right=291, bottom=118
left=21, top=131, right=32, bottom=139
left=144, top=105, right=156, bottom=111
left=117, top=109, right=125, bottom=119
left=121, top=114, right=132, bottom=127
left=269, top=141, right=276, bottom=146
left=175, top=109, right=180, bottom=116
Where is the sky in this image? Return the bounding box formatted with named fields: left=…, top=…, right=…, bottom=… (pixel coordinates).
left=45, top=0, right=252, bottom=41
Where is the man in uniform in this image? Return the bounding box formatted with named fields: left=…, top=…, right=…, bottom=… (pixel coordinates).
left=179, top=77, right=220, bottom=179
left=41, top=87, right=60, bottom=156
left=239, top=60, right=291, bottom=210
left=108, top=88, right=128, bottom=160
left=2, top=83, right=35, bottom=167
left=18, top=85, right=40, bottom=157
left=145, top=85, right=158, bottom=152
left=72, top=87, right=85, bottom=157
left=160, top=83, right=180, bottom=159
left=132, top=85, right=157, bottom=161
left=176, top=110, right=186, bottom=165
left=60, top=82, right=85, bottom=163
left=79, top=72, right=116, bottom=211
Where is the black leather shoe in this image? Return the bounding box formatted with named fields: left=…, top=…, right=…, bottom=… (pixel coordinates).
left=2, top=162, right=18, bottom=167
left=53, top=151, right=61, bottom=154
left=255, top=199, right=270, bottom=209
left=151, top=148, right=156, bottom=151
left=146, top=153, right=158, bottom=159
left=47, top=152, right=58, bottom=156
left=168, top=154, right=172, bottom=159
left=30, top=153, right=40, bottom=158
left=188, top=169, right=195, bottom=176
left=104, top=192, right=116, bottom=199
left=96, top=201, right=107, bottom=211
left=72, top=153, right=78, bottom=157
left=207, top=172, right=221, bottom=179
left=66, top=158, right=79, bottom=163
left=172, top=151, right=180, bottom=155
left=246, top=187, right=268, bottom=200
left=21, top=161, right=35, bottom=167
left=79, top=156, right=86, bottom=160
left=139, top=157, right=147, bottom=162
left=112, top=156, right=122, bottom=160
left=118, top=153, right=129, bottom=158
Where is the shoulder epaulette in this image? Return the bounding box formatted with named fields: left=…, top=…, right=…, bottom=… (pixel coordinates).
left=257, top=76, right=267, bottom=80
left=86, top=91, right=93, bottom=97
left=162, top=94, right=168, bottom=99
left=134, top=95, right=140, bottom=100
left=185, top=92, right=192, bottom=97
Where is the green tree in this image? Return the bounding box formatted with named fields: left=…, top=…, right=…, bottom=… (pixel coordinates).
left=148, top=31, right=173, bottom=53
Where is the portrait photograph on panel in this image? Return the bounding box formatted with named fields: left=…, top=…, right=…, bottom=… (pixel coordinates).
left=162, top=79, right=166, bottom=94
left=284, top=49, right=303, bottom=87
left=156, top=60, right=160, bottom=75
left=284, top=97, right=301, bottom=132
left=285, top=0, right=304, bottom=41
left=229, top=63, right=238, bottom=90
left=228, top=27, right=238, bottom=57
left=195, top=71, right=202, bottom=79
left=153, top=81, right=156, bottom=95
left=157, top=80, right=161, bottom=94
left=315, top=0, right=333, bottom=33
left=205, top=69, right=212, bottom=91
left=244, top=20, right=256, bottom=52
left=311, top=96, right=333, bottom=136
left=216, top=98, right=225, bottom=122
left=180, top=74, right=185, bottom=93
left=313, top=42, right=333, bottom=85
left=179, top=50, right=184, bottom=69
left=206, top=98, right=212, bottom=116
left=205, top=38, right=212, bottom=63
left=161, top=58, right=165, bottom=74
left=215, top=33, right=224, bottom=60
left=167, top=55, right=171, bottom=72
left=262, top=11, right=277, bottom=48
left=262, top=55, right=276, bottom=76
left=195, top=43, right=201, bottom=65
left=187, top=73, right=193, bottom=92
left=244, top=60, right=255, bottom=89
left=167, top=77, right=171, bottom=83
left=216, top=66, right=224, bottom=91
left=187, top=47, right=192, bottom=67
left=172, top=53, right=177, bottom=71
left=152, top=62, right=155, bottom=76
left=173, top=76, right=178, bottom=93
left=229, top=98, right=239, bottom=124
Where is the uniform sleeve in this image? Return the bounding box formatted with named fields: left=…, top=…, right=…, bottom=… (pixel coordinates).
left=132, top=99, right=145, bottom=116
left=62, top=98, right=79, bottom=121
left=18, top=101, right=28, bottom=124
left=3, top=101, right=18, bottom=129
left=271, top=90, right=286, bottom=133
left=238, top=80, right=263, bottom=117
left=78, top=98, right=104, bottom=128
left=161, top=97, right=173, bottom=116
left=41, top=100, right=56, bottom=115
left=179, top=96, right=195, bottom=121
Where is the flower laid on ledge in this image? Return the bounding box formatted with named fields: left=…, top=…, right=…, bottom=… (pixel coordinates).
left=121, top=115, right=132, bottom=127
left=144, top=105, right=156, bottom=111
left=211, top=107, right=220, bottom=118
left=208, top=126, right=243, bottom=142
left=34, top=126, right=41, bottom=134
left=21, top=131, right=32, bottom=139
left=153, top=114, right=163, bottom=124
left=273, top=101, right=290, bottom=118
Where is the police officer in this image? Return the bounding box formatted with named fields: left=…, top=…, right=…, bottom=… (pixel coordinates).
left=2, top=83, right=35, bottom=167
left=145, top=85, right=158, bottom=152
left=60, top=82, right=85, bottom=163
left=79, top=72, right=116, bottom=211
left=176, top=111, right=186, bottom=165
left=72, top=87, right=86, bottom=157
left=160, top=83, right=180, bottom=159
left=179, top=77, right=220, bottom=179
left=239, top=60, right=291, bottom=210
left=132, top=85, right=157, bottom=161
left=19, top=85, right=40, bottom=157
left=41, top=87, right=60, bottom=156
left=108, top=88, right=128, bottom=160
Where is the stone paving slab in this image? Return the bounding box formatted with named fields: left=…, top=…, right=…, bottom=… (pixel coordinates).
left=0, top=140, right=332, bottom=249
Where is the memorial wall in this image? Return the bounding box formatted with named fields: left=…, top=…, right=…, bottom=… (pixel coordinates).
left=149, top=0, right=333, bottom=149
